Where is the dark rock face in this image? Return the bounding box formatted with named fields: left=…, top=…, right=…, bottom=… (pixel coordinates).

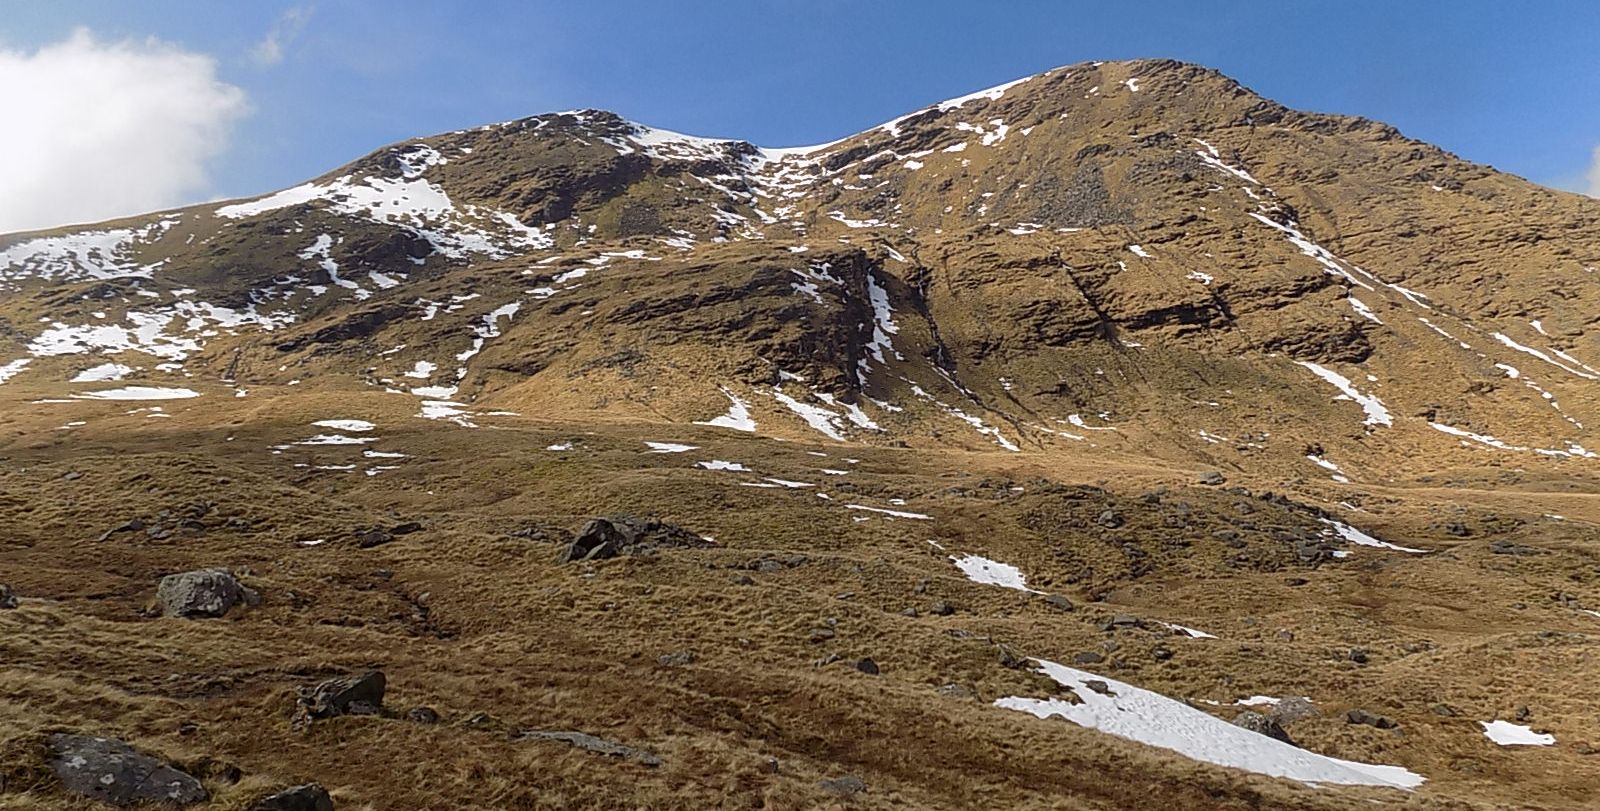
left=560, top=514, right=712, bottom=562
left=47, top=734, right=208, bottom=807
left=293, top=671, right=386, bottom=726
left=274, top=303, right=414, bottom=352
left=1231, top=711, right=1296, bottom=746
left=249, top=783, right=335, bottom=811
left=0, top=583, right=17, bottom=609
left=158, top=569, right=258, bottom=618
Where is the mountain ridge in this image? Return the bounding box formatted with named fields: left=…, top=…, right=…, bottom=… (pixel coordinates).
left=4, top=56, right=1600, bottom=811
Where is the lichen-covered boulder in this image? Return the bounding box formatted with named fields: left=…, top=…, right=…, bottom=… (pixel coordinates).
left=47, top=733, right=207, bottom=807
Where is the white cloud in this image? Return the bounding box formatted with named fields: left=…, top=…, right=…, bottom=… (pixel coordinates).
left=1586, top=145, right=1600, bottom=198
left=0, top=29, right=249, bottom=234
left=252, top=6, right=314, bottom=68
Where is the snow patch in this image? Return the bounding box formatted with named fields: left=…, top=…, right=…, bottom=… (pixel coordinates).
left=950, top=554, right=1039, bottom=593
left=1479, top=720, right=1554, bottom=747
left=72, top=386, right=198, bottom=401
left=995, top=658, right=1425, bottom=789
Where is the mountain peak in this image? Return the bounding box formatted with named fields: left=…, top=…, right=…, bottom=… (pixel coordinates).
left=7, top=52, right=1600, bottom=811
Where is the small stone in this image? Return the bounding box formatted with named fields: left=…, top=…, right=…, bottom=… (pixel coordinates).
left=1198, top=471, right=1226, bottom=486
left=96, top=518, right=146, bottom=542
left=1083, top=680, right=1113, bottom=695
left=356, top=529, right=393, bottom=549
left=62, top=471, right=82, bottom=481
left=929, top=600, right=956, bottom=616
left=406, top=707, right=441, bottom=724
left=516, top=729, right=662, bottom=767
left=1096, top=509, right=1124, bottom=529
left=1347, top=648, right=1369, bottom=664
left=853, top=658, right=880, bottom=675
left=1489, top=540, right=1539, bottom=556
left=249, top=783, right=335, bottom=811
left=997, top=645, right=1026, bottom=669
left=937, top=683, right=977, bottom=700
left=1100, top=614, right=1140, bottom=632
left=1151, top=646, right=1173, bottom=661
left=898, top=607, right=919, bottom=617
left=818, top=775, right=867, bottom=796
left=730, top=574, right=756, bottom=586
left=1514, top=704, right=1532, bottom=722
left=1430, top=703, right=1456, bottom=717
left=459, top=712, right=501, bottom=730
left=1345, top=708, right=1397, bottom=729
left=1072, top=651, right=1105, bottom=666
left=657, top=650, right=695, bottom=667
left=0, top=583, right=17, bottom=610
left=808, top=627, right=836, bottom=643
left=1042, top=594, right=1074, bottom=612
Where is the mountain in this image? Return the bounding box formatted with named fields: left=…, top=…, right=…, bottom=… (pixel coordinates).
left=3, top=59, right=1599, bottom=810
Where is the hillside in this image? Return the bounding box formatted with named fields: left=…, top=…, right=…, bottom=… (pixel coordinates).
left=3, top=58, right=1600, bottom=810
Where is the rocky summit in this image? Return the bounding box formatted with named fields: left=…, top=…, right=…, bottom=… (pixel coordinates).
left=2, top=58, right=1599, bottom=810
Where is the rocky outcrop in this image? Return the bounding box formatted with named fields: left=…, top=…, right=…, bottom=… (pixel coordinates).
left=561, top=515, right=712, bottom=562
left=1231, top=711, right=1295, bottom=746
left=293, top=671, right=386, bottom=727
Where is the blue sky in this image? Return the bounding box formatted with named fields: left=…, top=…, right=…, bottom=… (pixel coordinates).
left=3, top=1, right=1598, bottom=230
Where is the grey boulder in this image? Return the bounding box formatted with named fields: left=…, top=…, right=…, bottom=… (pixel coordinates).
left=158, top=569, right=258, bottom=618
left=47, top=733, right=207, bottom=807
